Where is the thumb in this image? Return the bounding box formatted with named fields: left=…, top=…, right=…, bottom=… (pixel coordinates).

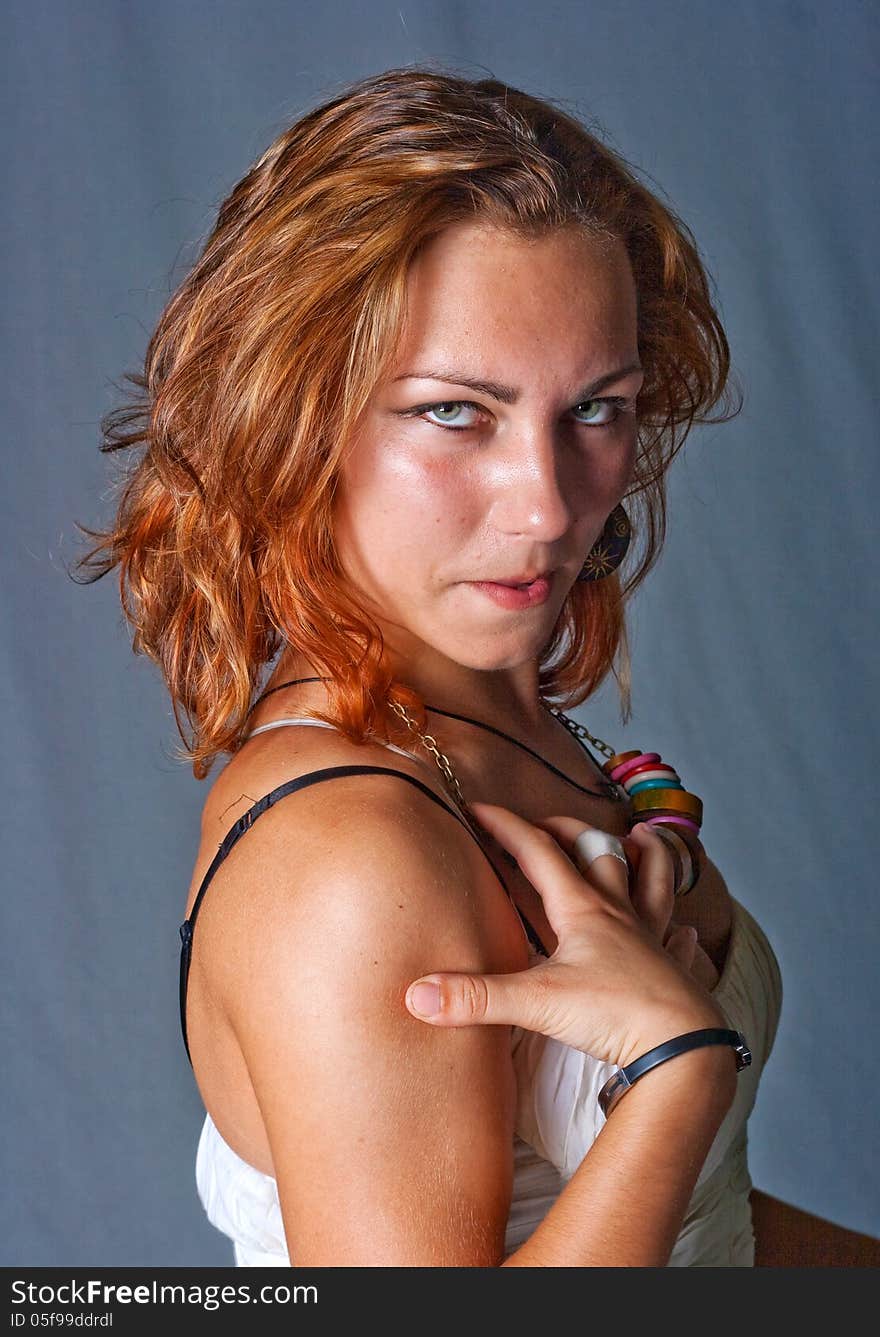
left=405, top=969, right=533, bottom=1029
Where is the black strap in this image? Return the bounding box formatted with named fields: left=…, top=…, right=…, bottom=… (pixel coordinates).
left=597, top=1028, right=752, bottom=1118
left=178, top=763, right=547, bottom=1067
left=622, top=1029, right=751, bottom=1085
left=246, top=675, right=618, bottom=800
left=245, top=674, right=325, bottom=718
left=423, top=702, right=618, bottom=800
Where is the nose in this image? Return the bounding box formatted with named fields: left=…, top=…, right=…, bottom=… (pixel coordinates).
left=486, top=429, right=575, bottom=544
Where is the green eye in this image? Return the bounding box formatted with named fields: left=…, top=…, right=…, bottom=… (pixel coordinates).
left=399, top=397, right=633, bottom=434
left=425, top=403, right=475, bottom=426
left=572, top=398, right=629, bottom=425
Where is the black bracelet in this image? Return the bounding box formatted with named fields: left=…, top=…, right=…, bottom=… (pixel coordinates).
left=598, top=1028, right=752, bottom=1118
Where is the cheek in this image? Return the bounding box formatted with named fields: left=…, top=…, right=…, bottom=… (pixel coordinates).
left=335, top=439, right=475, bottom=562
left=566, top=441, right=636, bottom=533
left=587, top=432, right=638, bottom=500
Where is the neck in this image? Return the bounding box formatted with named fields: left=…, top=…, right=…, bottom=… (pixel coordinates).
left=273, top=643, right=549, bottom=735
left=390, top=657, right=547, bottom=732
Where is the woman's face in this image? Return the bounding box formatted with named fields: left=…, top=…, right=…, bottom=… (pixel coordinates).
left=332, top=220, right=643, bottom=675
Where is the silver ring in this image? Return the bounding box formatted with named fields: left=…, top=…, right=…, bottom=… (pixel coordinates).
left=572, top=828, right=628, bottom=875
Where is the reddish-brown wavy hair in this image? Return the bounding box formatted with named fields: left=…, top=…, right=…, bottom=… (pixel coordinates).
left=72, top=65, right=741, bottom=780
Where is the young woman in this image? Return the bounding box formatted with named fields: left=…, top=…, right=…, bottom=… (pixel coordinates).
left=76, top=67, right=786, bottom=1266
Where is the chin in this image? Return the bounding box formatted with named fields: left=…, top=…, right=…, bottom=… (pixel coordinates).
left=436, top=629, right=554, bottom=673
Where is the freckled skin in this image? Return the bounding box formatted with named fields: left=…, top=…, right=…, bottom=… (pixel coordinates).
left=187, top=218, right=734, bottom=1200
left=330, top=220, right=643, bottom=713
left=323, top=219, right=732, bottom=975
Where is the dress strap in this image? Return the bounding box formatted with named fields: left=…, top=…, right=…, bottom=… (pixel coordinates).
left=245, top=715, right=427, bottom=766
left=179, top=763, right=547, bottom=1067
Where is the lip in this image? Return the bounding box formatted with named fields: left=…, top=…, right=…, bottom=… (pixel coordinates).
left=468, top=571, right=555, bottom=610
left=488, top=569, right=555, bottom=584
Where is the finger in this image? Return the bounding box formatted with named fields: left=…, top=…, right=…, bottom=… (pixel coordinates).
left=470, top=802, right=620, bottom=909
left=690, top=942, right=720, bottom=992
left=468, top=803, right=625, bottom=921
left=663, top=923, right=698, bottom=971
left=627, top=823, right=676, bottom=939
left=405, top=965, right=552, bottom=1032
left=539, top=815, right=632, bottom=905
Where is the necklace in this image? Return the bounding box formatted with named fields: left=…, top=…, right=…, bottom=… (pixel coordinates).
left=417, top=703, right=623, bottom=801
left=246, top=674, right=705, bottom=903
left=246, top=676, right=627, bottom=827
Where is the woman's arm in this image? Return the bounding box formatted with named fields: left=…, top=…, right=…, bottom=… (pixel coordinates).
left=214, top=772, right=525, bottom=1266
left=213, top=772, right=735, bottom=1266
left=503, top=1045, right=735, bottom=1266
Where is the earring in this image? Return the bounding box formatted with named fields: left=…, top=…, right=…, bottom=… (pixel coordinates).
left=576, top=503, right=631, bottom=581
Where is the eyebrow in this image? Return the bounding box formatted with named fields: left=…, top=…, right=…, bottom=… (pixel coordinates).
left=392, top=362, right=644, bottom=405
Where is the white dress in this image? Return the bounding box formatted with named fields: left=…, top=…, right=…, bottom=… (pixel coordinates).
left=187, top=718, right=784, bottom=1266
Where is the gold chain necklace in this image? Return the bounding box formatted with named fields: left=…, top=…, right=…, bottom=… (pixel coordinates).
left=386, top=698, right=622, bottom=841
left=247, top=676, right=623, bottom=841
left=387, top=698, right=470, bottom=810
left=544, top=708, right=617, bottom=760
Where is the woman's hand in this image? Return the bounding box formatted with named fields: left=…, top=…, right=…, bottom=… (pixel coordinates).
left=542, top=815, right=700, bottom=972
left=405, top=802, right=727, bottom=1070
left=611, top=818, right=720, bottom=992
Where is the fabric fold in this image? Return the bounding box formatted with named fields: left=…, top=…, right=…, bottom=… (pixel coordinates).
left=510, top=895, right=783, bottom=1213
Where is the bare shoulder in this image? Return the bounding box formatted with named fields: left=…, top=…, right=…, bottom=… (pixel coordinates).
left=191, top=724, right=527, bottom=1265
left=196, top=716, right=528, bottom=999
left=199, top=717, right=445, bottom=842
left=193, top=721, right=527, bottom=1004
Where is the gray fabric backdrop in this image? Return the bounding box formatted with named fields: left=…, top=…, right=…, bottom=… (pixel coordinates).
left=3, top=0, right=877, bottom=1266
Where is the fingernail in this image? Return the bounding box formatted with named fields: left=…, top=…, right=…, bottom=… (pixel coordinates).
left=407, top=981, right=441, bottom=1017
left=686, top=926, right=698, bottom=942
